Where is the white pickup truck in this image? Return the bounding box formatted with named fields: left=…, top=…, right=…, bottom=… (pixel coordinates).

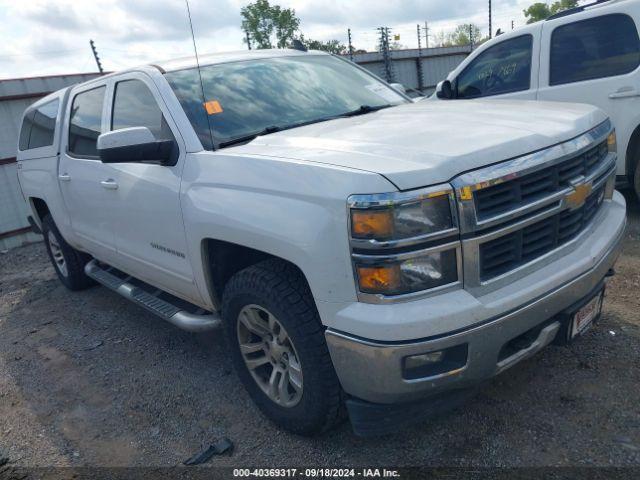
left=17, top=49, right=626, bottom=436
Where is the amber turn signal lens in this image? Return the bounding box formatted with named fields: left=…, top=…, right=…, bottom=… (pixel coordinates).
left=351, top=210, right=394, bottom=239
left=607, top=130, right=617, bottom=153
left=357, top=265, right=401, bottom=294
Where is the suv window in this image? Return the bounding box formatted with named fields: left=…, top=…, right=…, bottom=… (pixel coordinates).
left=550, top=14, right=640, bottom=86
left=456, top=35, right=533, bottom=99
left=69, top=86, right=106, bottom=158
left=19, top=99, right=59, bottom=151
left=111, top=80, right=175, bottom=141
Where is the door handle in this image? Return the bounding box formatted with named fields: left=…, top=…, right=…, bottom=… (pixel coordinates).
left=609, top=87, right=640, bottom=99
left=100, top=179, right=119, bottom=190
left=58, top=174, right=71, bottom=182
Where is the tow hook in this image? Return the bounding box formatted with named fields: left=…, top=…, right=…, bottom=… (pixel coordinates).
left=606, top=268, right=616, bottom=278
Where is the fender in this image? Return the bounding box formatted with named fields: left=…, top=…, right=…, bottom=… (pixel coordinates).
left=180, top=150, right=394, bottom=315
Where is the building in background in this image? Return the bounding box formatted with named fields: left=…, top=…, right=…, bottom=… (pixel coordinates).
left=0, top=73, right=102, bottom=250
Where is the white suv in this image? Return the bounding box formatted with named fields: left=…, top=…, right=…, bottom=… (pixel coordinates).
left=434, top=0, right=640, bottom=197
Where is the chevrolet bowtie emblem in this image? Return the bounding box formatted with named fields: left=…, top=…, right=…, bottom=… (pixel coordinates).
left=566, top=183, right=592, bottom=210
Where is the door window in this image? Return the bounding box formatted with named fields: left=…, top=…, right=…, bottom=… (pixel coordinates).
left=550, top=14, right=640, bottom=86
left=68, top=86, right=106, bottom=158
left=111, top=79, right=175, bottom=141
left=19, top=99, right=59, bottom=150
left=456, top=35, right=533, bottom=99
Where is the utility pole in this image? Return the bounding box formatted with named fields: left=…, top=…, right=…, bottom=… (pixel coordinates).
left=377, top=27, right=394, bottom=83
left=512, top=20, right=515, bottom=30
left=89, top=39, right=103, bottom=74
left=489, top=0, right=493, bottom=38
left=245, top=30, right=252, bottom=50
left=416, top=24, right=424, bottom=91
left=424, top=21, right=430, bottom=48
left=347, top=28, right=353, bottom=61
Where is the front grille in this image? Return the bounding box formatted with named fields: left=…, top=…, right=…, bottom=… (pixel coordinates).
left=475, top=141, right=608, bottom=220
left=479, top=185, right=605, bottom=280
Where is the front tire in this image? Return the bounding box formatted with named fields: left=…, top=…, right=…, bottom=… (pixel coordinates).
left=222, top=259, right=344, bottom=435
left=42, top=214, right=95, bottom=291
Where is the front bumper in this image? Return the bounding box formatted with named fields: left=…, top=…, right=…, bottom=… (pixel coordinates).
left=325, top=192, right=626, bottom=406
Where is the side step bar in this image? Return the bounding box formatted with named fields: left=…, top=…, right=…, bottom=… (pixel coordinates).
left=84, top=259, right=222, bottom=332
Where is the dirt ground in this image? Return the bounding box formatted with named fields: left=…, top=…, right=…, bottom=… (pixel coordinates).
left=0, top=192, right=639, bottom=471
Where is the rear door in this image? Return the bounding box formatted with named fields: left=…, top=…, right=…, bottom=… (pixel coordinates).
left=103, top=73, right=200, bottom=302
left=58, top=83, right=119, bottom=263
left=538, top=11, right=640, bottom=176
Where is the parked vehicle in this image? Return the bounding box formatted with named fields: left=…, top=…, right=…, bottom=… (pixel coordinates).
left=434, top=0, right=640, bottom=198
left=16, top=49, right=626, bottom=436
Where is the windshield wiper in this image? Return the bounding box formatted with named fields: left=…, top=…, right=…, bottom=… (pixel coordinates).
left=218, top=125, right=283, bottom=148
left=339, top=104, right=393, bottom=117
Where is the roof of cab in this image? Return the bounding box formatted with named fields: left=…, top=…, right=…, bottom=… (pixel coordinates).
left=157, top=48, right=329, bottom=73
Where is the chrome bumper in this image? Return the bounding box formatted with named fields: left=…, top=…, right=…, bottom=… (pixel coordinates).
left=326, top=212, right=625, bottom=404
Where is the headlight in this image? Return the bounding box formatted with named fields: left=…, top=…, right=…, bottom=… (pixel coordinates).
left=349, top=188, right=456, bottom=243
left=348, top=185, right=461, bottom=300
left=354, top=247, right=459, bottom=296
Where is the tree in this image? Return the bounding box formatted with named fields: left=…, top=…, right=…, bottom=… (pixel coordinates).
left=241, top=0, right=300, bottom=49
left=442, top=24, right=484, bottom=47
left=297, top=35, right=348, bottom=54
left=524, top=0, right=579, bottom=24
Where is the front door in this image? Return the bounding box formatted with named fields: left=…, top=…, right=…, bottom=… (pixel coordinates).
left=451, top=29, right=540, bottom=101
left=103, top=74, right=201, bottom=303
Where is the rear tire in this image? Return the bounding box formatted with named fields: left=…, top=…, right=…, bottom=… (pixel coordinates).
left=222, top=259, right=344, bottom=436
left=42, top=214, right=95, bottom=291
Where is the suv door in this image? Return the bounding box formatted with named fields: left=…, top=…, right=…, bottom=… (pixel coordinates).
left=59, top=84, right=119, bottom=263
left=538, top=12, right=640, bottom=176
left=103, top=73, right=201, bottom=303
left=449, top=31, right=540, bottom=100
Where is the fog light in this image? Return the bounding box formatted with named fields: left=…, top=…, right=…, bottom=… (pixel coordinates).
left=403, top=344, right=468, bottom=380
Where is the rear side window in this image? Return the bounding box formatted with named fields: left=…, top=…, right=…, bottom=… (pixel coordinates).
left=456, top=35, right=533, bottom=99
left=68, top=86, right=106, bottom=158
left=111, top=80, right=175, bottom=141
left=19, top=99, right=59, bottom=151
left=550, top=14, right=640, bottom=86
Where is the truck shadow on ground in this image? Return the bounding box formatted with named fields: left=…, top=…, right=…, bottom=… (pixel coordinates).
left=0, top=193, right=639, bottom=467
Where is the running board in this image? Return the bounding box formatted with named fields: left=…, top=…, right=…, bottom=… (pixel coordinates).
left=84, top=259, right=222, bottom=332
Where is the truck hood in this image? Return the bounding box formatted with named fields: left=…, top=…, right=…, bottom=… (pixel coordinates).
left=230, top=99, right=607, bottom=191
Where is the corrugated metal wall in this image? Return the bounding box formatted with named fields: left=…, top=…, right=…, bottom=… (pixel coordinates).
left=351, top=45, right=471, bottom=95
left=0, top=73, right=102, bottom=250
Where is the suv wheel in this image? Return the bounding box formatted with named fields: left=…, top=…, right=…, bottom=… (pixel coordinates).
left=222, top=259, right=344, bottom=435
left=42, top=214, right=95, bottom=291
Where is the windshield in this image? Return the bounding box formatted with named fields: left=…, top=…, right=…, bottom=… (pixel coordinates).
left=165, top=54, right=409, bottom=150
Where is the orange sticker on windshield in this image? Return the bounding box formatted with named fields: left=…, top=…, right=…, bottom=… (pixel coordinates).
left=204, top=100, right=223, bottom=115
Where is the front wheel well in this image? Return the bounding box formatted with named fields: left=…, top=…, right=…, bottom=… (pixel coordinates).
left=203, top=239, right=311, bottom=307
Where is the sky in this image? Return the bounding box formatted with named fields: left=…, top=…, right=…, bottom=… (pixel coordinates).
left=0, top=0, right=540, bottom=79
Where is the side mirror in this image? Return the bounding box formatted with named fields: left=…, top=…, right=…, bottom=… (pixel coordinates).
left=389, top=83, right=406, bottom=94
left=436, top=80, right=454, bottom=100
left=97, top=127, right=176, bottom=165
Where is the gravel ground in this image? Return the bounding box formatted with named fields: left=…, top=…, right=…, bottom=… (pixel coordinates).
left=0, top=192, right=639, bottom=470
